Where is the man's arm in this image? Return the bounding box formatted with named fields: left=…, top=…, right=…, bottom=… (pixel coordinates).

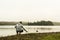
left=22, top=26, right=28, bottom=32
left=15, top=25, right=16, bottom=28
left=15, top=24, right=18, bottom=28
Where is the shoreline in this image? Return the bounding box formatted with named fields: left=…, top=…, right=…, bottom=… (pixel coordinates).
left=0, top=32, right=60, bottom=40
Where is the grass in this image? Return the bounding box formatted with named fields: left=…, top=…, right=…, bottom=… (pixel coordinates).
left=0, top=32, right=60, bottom=40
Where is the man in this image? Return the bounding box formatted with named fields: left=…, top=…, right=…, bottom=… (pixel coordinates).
left=15, top=21, right=27, bottom=34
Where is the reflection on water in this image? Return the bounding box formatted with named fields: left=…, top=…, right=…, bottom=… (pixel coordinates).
left=0, top=29, right=16, bottom=37
left=0, top=25, right=60, bottom=37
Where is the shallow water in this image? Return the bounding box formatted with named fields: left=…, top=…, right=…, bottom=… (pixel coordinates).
left=0, top=25, right=60, bottom=37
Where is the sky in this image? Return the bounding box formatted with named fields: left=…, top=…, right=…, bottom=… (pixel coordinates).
left=0, top=0, right=60, bottom=22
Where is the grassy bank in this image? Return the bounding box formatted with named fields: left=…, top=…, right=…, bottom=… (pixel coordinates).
left=0, top=32, right=60, bottom=40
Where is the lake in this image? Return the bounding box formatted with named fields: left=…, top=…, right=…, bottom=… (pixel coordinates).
left=0, top=25, right=60, bottom=37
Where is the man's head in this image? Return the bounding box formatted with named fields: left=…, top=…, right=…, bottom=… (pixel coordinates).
left=19, top=21, right=22, bottom=24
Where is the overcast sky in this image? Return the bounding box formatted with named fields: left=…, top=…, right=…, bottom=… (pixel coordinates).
left=0, top=0, right=60, bottom=22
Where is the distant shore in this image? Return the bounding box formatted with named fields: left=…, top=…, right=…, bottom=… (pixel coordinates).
left=0, top=21, right=60, bottom=26
left=0, top=32, right=60, bottom=40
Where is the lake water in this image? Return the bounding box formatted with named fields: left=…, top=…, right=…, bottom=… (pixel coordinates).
left=0, top=25, right=60, bottom=37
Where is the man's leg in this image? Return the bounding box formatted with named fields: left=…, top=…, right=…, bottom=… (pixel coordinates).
left=16, top=31, right=18, bottom=35
left=19, top=30, right=23, bottom=34
left=19, top=32, right=21, bottom=34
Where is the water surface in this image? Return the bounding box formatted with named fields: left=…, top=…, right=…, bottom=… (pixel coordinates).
left=0, top=25, right=60, bottom=37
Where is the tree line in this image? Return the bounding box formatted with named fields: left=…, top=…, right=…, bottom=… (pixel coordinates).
left=28, top=21, right=54, bottom=26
